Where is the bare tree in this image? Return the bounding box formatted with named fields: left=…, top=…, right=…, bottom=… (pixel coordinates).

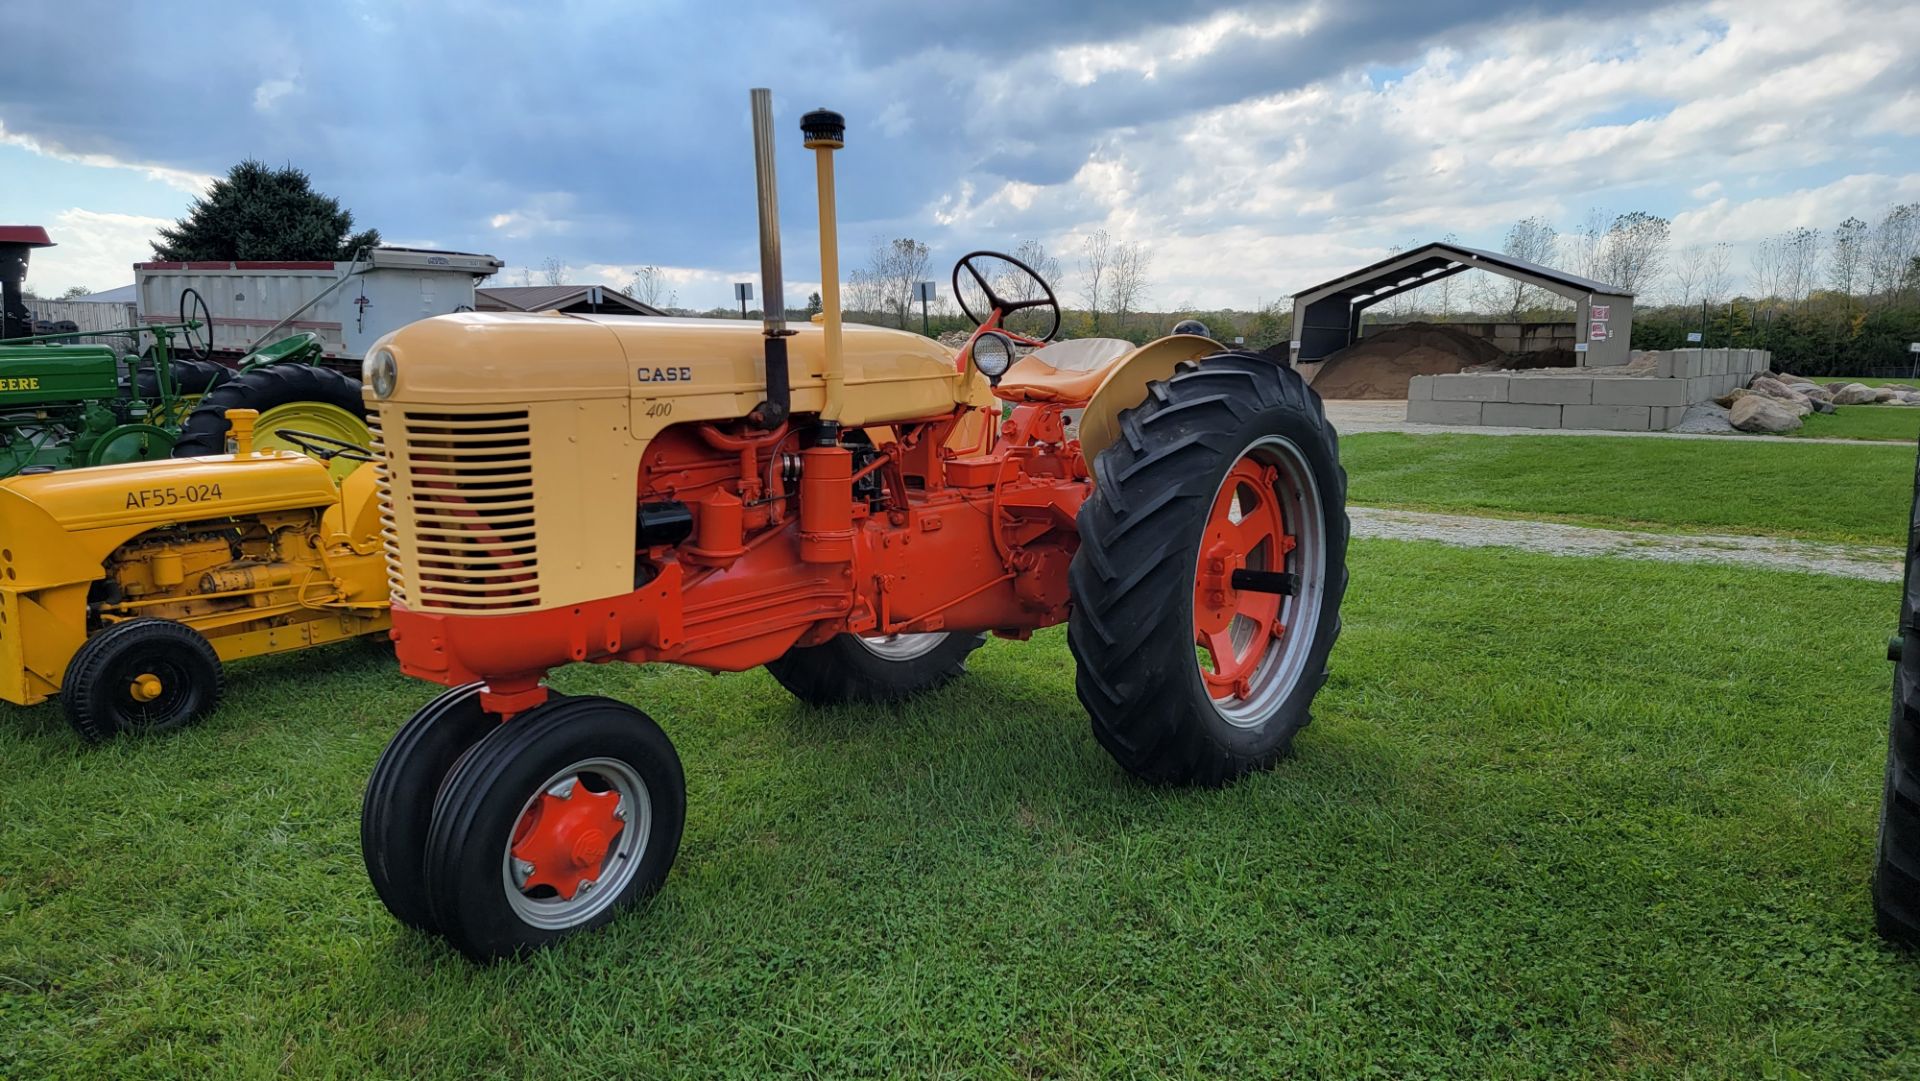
left=1564, top=207, right=1612, bottom=280
left=1429, top=231, right=1462, bottom=320
left=1868, top=204, right=1920, bottom=303
left=997, top=238, right=1062, bottom=307
left=1780, top=226, right=1821, bottom=304
left=1594, top=211, right=1669, bottom=294
left=1748, top=235, right=1784, bottom=304
left=1672, top=245, right=1708, bottom=307
left=627, top=264, right=677, bottom=310
left=1479, top=216, right=1558, bottom=319
left=1107, top=240, right=1151, bottom=328
left=1829, top=216, right=1868, bottom=306
left=1700, top=242, right=1732, bottom=306
left=540, top=256, right=566, bottom=287
left=1376, top=236, right=1423, bottom=321
left=864, top=237, right=930, bottom=330
left=844, top=267, right=883, bottom=317
left=1079, top=230, right=1112, bottom=330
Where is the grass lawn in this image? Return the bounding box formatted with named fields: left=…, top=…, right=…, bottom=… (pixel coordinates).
left=3, top=540, right=1917, bottom=1077
left=1792, top=406, right=1920, bottom=443
left=1343, top=432, right=1913, bottom=545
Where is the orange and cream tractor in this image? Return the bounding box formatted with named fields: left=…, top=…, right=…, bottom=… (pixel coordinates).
left=359, top=90, right=1349, bottom=960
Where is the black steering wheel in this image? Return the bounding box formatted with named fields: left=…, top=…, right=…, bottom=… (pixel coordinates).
left=274, top=428, right=378, bottom=464
left=952, top=251, right=1061, bottom=343
left=178, top=288, right=213, bottom=361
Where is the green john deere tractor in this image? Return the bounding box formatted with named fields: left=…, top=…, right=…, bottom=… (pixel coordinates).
left=0, top=229, right=369, bottom=479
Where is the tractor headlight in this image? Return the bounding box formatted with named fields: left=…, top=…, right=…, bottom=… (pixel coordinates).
left=366, top=349, right=397, bottom=398
left=970, top=331, right=1014, bottom=382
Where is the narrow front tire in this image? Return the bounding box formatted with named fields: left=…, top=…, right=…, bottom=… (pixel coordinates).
left=361, top=682, right=496, bottom=934
left=422, top=695, right=686, bottom=961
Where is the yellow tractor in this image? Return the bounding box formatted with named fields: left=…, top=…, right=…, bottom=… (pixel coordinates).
left=0, top=412, right=388, bottom=740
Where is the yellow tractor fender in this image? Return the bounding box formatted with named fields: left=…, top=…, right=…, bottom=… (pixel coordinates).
left=319, top=462, right=384, bottom=555
left=1076, top=334, right=1223, bottom=465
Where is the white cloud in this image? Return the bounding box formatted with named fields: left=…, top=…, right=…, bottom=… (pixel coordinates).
left=875, top=101, right=913, bottom=138
left=252, top=77, right=297, bottom=113
left=919, top=0, right=1920, bottom=305
left=25, top=208, right=172, bottom=295
left=487, top=193, right=578, bottom=239
left=0, top=122, right=212, bottom=194
left=1672, top=174, right=1920, bottom=246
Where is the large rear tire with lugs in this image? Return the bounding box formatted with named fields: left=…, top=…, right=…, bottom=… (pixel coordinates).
left=1875, top=439, right=1920, bottom=949
left=764, top=632, right=986, bottom=705
left=1069, top=353, right=1347, bottom=787
left=169, top=365, right=369, bottom=461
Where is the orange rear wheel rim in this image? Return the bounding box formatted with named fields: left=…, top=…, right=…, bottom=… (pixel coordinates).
left=1193, top=458, right=1296, bottom=701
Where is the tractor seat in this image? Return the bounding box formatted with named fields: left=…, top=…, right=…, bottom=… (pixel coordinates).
left=994, top=338, right=1133, bottom=403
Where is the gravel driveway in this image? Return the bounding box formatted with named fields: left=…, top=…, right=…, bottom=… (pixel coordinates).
left=1351, top=506, right=1901, bottom=582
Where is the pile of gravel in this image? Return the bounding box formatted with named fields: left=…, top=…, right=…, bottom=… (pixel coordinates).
left=1671, top=402, right=1736, bottom=434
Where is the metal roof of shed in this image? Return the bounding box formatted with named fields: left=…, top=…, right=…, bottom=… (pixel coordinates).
left=1293, top=241, right=1631, bottom=302
left=476, top=285, right=665, bottom=316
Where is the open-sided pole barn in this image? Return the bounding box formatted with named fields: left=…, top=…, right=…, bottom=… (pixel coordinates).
left=1290, top=242, right=1635, bottom=368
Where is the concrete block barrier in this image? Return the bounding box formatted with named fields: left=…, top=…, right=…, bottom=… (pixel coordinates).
left=1400, top=348, right=1770, bottom=431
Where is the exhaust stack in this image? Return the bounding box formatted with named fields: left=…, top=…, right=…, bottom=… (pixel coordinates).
left=801, top=107, right=847, bottom=423
left=747, top=88, right=792, bottom=428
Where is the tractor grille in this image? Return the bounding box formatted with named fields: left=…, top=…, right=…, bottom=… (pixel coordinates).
left=375, top=408, right=541, bottom=611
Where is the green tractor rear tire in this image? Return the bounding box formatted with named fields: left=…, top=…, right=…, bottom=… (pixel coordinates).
left=132, top=357, right=231, bottom=399
left=170, top=365, right=370, bottom=475
left=1875, top=440, right=1920, bottom=950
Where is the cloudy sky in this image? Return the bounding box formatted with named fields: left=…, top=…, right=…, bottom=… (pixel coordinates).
left=3, top=0, right=1916, bottom=311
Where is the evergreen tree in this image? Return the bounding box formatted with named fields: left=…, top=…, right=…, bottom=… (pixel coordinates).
left=152, top=160, right=380, bottom=261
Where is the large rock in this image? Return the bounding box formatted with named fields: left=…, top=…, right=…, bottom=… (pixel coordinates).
left=1789, top=382, right=1834, bottom=401
left=1875, top=385, right=1902, bottom=403
left=1749, top=376, right=1812, bottom=405
left=1832, top=382, right=1879, bottom=405
left=1714, top=387, right=1749, bottom=408
left=1730, top=394, right=1804, bottom=433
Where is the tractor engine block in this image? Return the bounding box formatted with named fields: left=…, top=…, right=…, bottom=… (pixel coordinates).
left=95, top=511, right=339, bottom=626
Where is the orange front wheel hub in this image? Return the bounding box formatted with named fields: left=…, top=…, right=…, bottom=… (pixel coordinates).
left=509, top=778, right=627, bottom=901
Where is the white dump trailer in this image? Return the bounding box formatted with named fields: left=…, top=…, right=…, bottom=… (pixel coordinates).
left=135, top=247, right=503, bottom=366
